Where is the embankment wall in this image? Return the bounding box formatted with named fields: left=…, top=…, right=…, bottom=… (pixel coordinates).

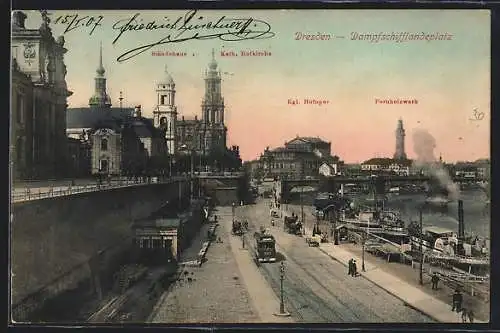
left=11, top=181, right=189, bottom=305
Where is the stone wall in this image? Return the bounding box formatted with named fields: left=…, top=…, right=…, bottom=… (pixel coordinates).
left=11, top=181, right=189, bottom=305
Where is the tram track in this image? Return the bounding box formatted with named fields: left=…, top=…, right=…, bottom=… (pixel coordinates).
left=241, top=207, right=360, bottom=322
left=238, top=201, right=432, bottom=322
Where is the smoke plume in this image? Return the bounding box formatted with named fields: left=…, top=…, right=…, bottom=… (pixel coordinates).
left=412, top=129, right=460, bottom=200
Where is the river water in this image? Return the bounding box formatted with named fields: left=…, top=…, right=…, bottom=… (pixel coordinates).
left=346, top=188, right=490, bottom=240
left=288, top=189, right=490, bottom=239
left=379, top=190, right=490, bottom=239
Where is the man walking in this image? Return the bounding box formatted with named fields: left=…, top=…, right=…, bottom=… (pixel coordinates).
left=348, top=258, right=353, bottom=276
left=352, top=259, right=358, bottom=277
left=468, top=309, right=475, bottom=323
left=431, top=272, right=440, bottom=290
left=461, top=308, right=468, bottom=323
left=452, top=289, right=463, bottom=312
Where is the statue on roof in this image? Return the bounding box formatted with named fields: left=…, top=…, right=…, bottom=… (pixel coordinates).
left=39, top=10, right=52, bottom=33
left=40, top=10, right=51, bottom=25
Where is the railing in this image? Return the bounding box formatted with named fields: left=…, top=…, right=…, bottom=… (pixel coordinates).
left=195, top=171, right=244, bottom=178
left=11, top=176, right=187, bottom=203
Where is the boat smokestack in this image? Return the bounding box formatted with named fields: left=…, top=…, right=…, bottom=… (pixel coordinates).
left=458, top=199, right=464, bottom=240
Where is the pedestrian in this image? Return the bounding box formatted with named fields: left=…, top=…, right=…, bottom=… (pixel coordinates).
left=468, top=309, right=475, bottom=323
left=431, top=272, right=440, bottom=290
left=461, top=308, right=468, bottom=323
left=452, top=289, right=463, bottom=312
left=352, top=260, right=358, bottom=277
left=348, top=259, right=353, bottom=276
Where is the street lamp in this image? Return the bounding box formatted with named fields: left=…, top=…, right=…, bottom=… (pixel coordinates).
left=279, top=261, right=287, bottom=314
left=232, top=202, right=236, bottom=223
left=362, top=230, right=366, bottom=272
left=419, top=206, right=424, bottom=285
left=180, top=144, right=194, bottom=200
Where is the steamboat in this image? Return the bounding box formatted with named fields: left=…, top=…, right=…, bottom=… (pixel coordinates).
left=408, top=200, right=489, bottom=277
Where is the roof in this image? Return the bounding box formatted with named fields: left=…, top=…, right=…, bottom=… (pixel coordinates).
left=132, top=217, right=180, bottom=229
left=288, top=136, right=328, bottom=144
left=67, top=107, right=134, bottom=128
left=68, top=107, right=163, bottom=138
left=130, top=117, right=161, bottom=138
left=363, top=157, right=412, bottom=166
left=424, top=226, right=455, bottom=235
left=178, top=117, right=201, bottom=125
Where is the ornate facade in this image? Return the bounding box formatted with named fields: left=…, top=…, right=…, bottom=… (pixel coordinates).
left=259, top=136, right=338, bottom=179
left=153, top=66, right=177, bottom=155
left=153, top=50, right=228, bottom=156
left=11, top=10, right=73, bottom=180
left=66, top=45, right=167, bottom=176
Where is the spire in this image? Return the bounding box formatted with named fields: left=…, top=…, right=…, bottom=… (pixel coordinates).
left=209, top=48, right=218, bottom=70
left=160, top=64, right=174, bottom=85
left=119, top=91, right=123, bottom=109
left=97, top=42, right=105, bottom=76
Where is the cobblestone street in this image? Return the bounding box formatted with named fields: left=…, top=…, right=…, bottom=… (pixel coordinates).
left=238, top=198, right=434, bottom=322
left=150, top=214, right=259, bottom=323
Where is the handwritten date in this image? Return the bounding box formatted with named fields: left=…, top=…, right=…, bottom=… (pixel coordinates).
left=53, top=14, right=103, bottom=35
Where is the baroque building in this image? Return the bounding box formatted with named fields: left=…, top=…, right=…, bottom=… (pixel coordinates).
left=66, top=44, right=167, bottom=176
left=259, top=136, right=340, bottom=179
left=153, top=66, right=177, bottom=155
left=154, top=50, right=228, bottom=157
left=10, top=10, right=73, bottom=180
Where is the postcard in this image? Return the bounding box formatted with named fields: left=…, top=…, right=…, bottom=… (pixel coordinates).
left=10, top=9, right=490, bottom=324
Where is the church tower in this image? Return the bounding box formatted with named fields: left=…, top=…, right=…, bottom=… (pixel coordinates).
left=201, top=49, right=227, bottom=153
left=88, top=43, right=112, bottom=108
left=393, top=118, right=407, bottom=160
left=153, top=66, right=177, bottom=155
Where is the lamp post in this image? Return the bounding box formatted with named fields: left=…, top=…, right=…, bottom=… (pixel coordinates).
left=232, top=202, right=235, bottom=223
left=190, top=149, right=194, bottom=200
left=419, top=207, right=424, bottom=285
left=362, top=230, right=366, bottom=272
left=279, top=261, right=286, bottom=314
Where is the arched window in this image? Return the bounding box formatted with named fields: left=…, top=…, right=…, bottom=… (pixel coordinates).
left=160, top=117, right=167, bottom=128
left=101, top=138, right=108, bottom=151
left=16, top=137, right=23, bottom=166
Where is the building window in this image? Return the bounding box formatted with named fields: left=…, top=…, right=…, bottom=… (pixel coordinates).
left=16, top=137, right=23, bottom=166
left=101, top=138, right=108, bottom=151
left=100, top=159, right=109, bottom=173
left=160, top=117, right=167, bottom=127
left=161, top=95, right=166, bottom=104
left=16, top=93, right=24, bottom=125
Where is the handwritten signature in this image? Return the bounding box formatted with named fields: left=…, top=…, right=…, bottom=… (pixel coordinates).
left=111, top=10, right=275, bottom=62
left=469, top=108, right=485, bottom=121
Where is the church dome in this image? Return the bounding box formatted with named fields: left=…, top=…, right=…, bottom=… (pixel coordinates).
left=209, top=58, right=218, bottom=70
left=159, top=65, right=175, bottom=85
left=89, top=93, right=111, bottom=107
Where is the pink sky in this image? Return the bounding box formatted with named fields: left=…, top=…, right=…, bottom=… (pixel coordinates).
left=22, top=10, right=490, bottom=163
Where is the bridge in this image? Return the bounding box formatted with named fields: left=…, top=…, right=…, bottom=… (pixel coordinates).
left=279, top=175, right=489, bottom=201
left=11, top=172, right=245, bottom=203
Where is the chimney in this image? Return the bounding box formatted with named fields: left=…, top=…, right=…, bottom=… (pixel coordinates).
left=195, top=115, right=198, bottom=121
left=458, top=199, right=464, bottom=240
